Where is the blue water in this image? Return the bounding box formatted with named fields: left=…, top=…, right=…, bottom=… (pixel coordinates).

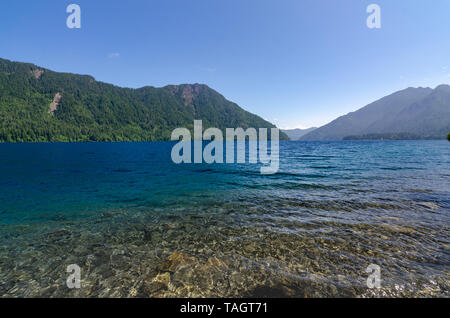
left=0, top=141, right=449, bottom=297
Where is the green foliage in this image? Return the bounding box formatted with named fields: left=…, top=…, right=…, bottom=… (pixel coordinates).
left=447, top=132, right=450, bottom=141
left=0, top=58, right=288, bottom=142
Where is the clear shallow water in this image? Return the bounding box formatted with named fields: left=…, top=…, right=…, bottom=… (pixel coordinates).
left=0, top=141, right=448, bottom=297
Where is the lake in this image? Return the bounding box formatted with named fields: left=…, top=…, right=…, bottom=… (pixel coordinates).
left=0, top=141, right=448, bottom=297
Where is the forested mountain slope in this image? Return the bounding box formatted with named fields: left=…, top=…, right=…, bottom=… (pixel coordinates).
left=0, top=58, right=286, bottom=142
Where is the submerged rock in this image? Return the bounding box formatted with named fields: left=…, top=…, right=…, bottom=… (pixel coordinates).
left=44, top=229, right=71, bottom=239
left=380, top=224, right=418, bottom=234
left=158, top=252, right=196, bottom=273
left=140, top=273, right=171, bottom=296
left=143, top=228, right=152, bottom=242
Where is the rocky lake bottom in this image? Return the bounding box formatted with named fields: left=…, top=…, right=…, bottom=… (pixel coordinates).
left=0, top=141, right=448, bottom=297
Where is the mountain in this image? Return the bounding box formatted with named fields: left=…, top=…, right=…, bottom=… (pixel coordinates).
left=301, top=86, right=450, bottom=140
left=0, top=58, right=287, bottom=142
left=282, top=127, right=317, bottom=140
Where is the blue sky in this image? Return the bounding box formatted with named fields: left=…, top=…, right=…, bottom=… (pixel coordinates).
left=1, top=0, right=449, bottom=129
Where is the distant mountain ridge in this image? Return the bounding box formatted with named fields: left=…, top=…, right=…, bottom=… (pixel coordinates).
left=282, top=127, right=317, bottom=140
left=0, top=58, right=287, bottom=142
left=301, top=85, right=450, bottom=140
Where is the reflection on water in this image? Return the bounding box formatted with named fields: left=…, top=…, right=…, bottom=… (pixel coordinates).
left=0, top=141, right=449, bottom=297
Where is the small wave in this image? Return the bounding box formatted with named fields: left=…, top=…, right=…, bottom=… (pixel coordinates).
left=112, top=168, right=134, bottom=173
